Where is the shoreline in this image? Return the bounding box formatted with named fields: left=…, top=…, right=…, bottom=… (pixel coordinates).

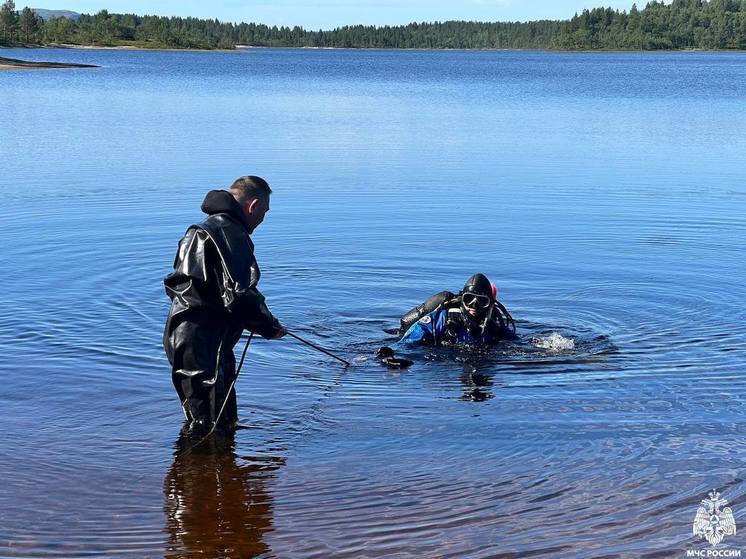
left=44, top=43, right=236, bottom=53
left=4, top=44, right=746, bottom=55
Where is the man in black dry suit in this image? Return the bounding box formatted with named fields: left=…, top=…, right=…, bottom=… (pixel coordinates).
left=163, top=176, right=286, bottom=433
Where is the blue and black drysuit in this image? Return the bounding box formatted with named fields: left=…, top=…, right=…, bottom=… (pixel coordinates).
left=399, top=307, right=512, bottom=346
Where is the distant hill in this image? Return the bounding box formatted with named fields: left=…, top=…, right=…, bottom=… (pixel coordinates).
left=32, top=9, right=80, bottom=21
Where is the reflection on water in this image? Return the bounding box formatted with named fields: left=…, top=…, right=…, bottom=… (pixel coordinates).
left=164, top=431, right=283, bottom=559
left=460, top=365, right=496, bottom=402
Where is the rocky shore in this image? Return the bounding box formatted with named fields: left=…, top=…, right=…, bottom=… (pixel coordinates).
left=0, top=56, right=99, bottom=70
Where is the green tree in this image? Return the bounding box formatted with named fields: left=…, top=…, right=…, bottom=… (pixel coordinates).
left=0, top=0, right=18, bottom=44
left=91, top=9, right=119, bottom=45
left=18, top=6, right=40, bottom=44
left=41, top=15, right=77, bottom=44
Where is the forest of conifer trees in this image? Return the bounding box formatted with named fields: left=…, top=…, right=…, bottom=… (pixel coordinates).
left=1, top=0, right=745, bottom=51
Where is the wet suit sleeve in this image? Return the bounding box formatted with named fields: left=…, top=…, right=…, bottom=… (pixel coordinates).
left=233, top=287, right=279, bottom=340
left=231, top=233, right=280, bottom=340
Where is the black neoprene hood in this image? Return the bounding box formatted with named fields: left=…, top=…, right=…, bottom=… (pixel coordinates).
left=462, top=273, right=493, bottom=301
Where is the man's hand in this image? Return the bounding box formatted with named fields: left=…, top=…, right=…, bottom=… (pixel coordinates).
left=271, top=323, right=288, bottom=340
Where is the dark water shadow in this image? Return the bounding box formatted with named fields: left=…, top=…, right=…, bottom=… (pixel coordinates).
left=164, top=430, right=284, bottom=559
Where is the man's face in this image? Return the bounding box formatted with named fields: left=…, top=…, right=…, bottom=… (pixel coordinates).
left=243, top=195, right=270, bottom=233
left=461, top=293, right=491, bottom=319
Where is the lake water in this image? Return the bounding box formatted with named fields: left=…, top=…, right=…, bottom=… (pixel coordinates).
left=2, top=47, right=746, bottom=558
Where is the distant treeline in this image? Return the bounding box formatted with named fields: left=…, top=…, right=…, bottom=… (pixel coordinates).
left=1, top=0, right=745, bottom=50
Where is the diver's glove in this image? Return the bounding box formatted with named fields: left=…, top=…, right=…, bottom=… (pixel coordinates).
left=377, top=347, right=413, bottom=369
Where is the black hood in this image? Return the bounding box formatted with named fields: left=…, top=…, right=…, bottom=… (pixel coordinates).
left=460, top=273, right=494, bottom=331
left=200, top=190, right=250, bottom=230
left=462, top=273, right=494, bottom=301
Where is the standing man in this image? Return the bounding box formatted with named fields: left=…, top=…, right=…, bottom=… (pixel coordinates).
left=163, top=176, right=286, bottom=433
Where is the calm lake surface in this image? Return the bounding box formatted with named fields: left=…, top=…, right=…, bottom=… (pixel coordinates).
left=2, top=47, right=746, bottom=558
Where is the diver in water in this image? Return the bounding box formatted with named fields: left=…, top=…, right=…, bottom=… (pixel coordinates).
left=397, top=273, right=516, bottom=346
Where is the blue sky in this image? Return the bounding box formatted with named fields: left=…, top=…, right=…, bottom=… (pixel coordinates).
left=26, top=0, right=642, bottom=29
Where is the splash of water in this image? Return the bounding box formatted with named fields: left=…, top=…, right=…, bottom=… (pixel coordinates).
left=532, top=332, right=576, bottom=352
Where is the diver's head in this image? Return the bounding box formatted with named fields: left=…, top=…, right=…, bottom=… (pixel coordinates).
left=460, top=273, right=495, bottom=324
